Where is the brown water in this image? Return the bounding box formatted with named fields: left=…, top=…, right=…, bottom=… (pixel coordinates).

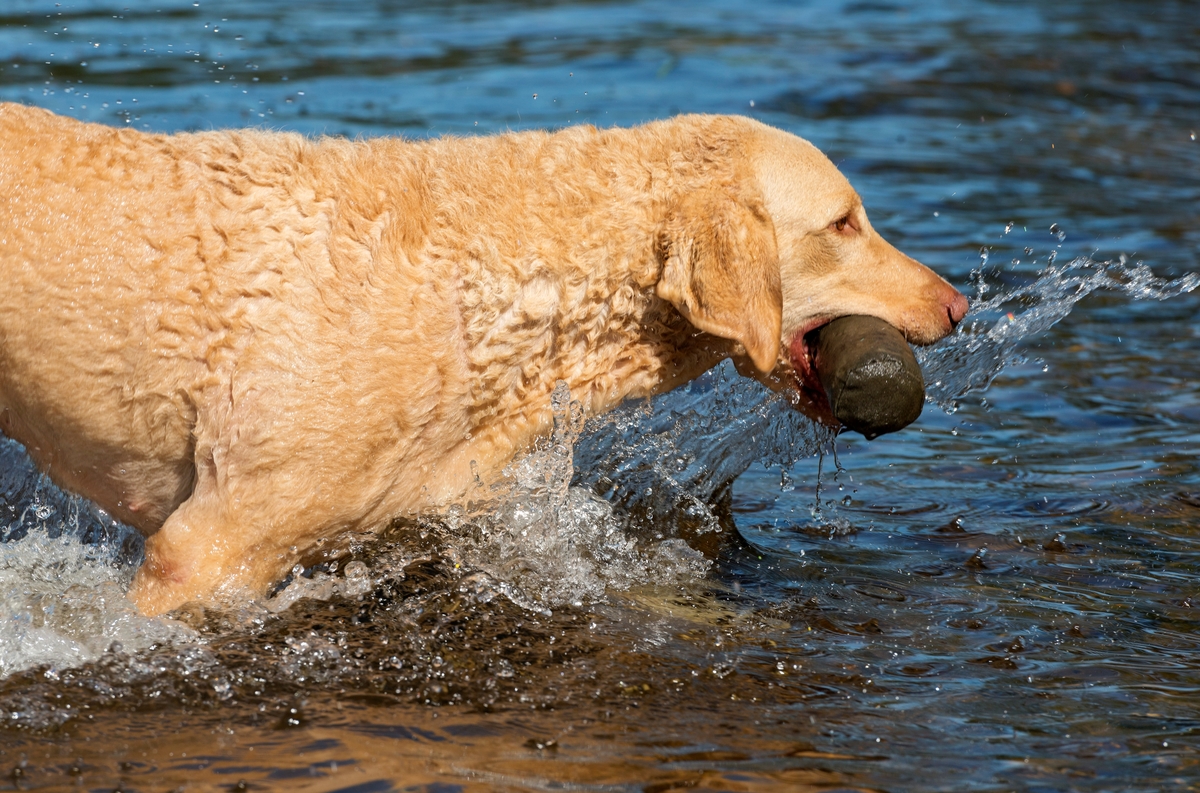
left=2, top=0, right=1199, bottom=791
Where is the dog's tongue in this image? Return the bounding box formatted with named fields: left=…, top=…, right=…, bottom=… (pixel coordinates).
left=806, top=316, right=926, bottom=440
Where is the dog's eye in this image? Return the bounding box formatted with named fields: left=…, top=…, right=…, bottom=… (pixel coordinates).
left=832, top=216, right=850, bottom=232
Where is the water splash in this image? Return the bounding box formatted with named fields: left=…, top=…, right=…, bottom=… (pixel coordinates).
left=250, top=373, right=837, bottom=614
left=426, top=381, right=712, bottom=611
left=575, top=364, right=838, bottom=522
left=0, top=530, right=184, bottom=679
left=919, top=255, right=1199, bottom=408
left=266, top=559, right=374, bottom=613
left=0, top=440, right=179, bottom=679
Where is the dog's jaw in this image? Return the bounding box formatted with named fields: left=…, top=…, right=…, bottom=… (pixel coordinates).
left=783, top=319, right=838, bottom=426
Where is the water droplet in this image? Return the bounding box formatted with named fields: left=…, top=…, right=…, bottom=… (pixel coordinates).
left=342, top=560, right=371, bottom=595
left=841, top=496, right=852, bottom=506
left=979, top=247, right=989, bottom=264
left=1004, top=222, right=1014, bottom=234
left=711, top=662, right=735, bottom=679
left=1024, top=247, right=1034, bottom=255
left=1042, top=534, right=1068, bottom=552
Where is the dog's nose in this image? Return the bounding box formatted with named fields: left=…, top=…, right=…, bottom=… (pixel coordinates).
left=946, top=289, right=969, bottom=329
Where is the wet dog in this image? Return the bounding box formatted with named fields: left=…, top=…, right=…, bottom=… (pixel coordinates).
left=0, top=104, right=966, bottom=615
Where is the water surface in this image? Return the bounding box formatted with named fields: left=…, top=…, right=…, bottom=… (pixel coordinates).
left=1, top=1, right=1199, bottom=791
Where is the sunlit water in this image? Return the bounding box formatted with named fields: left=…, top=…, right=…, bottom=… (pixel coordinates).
left=2, top=1, right=1199, bottom=791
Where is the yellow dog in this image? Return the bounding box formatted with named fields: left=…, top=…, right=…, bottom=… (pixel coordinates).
left=0, top=105, right=966, bottom=615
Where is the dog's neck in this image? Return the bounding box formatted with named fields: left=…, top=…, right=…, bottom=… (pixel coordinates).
left=425, top=122, right=742, bottom=442
left=456, top=252, right=723, bottom=428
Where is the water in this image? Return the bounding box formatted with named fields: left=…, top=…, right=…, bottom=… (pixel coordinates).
left=2, top=1, right=1199, bottom=790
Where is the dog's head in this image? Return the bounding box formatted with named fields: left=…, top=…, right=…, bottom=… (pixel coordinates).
left=655, top=118, right=967, bottom=424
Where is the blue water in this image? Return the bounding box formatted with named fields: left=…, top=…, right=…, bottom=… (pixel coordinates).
left=2, top=1, right=1199, bottom=791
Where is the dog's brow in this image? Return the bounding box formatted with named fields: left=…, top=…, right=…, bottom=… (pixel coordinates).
left=830, top=200, right=858, bottom=223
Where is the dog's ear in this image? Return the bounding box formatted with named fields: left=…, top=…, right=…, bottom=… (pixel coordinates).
left=656, top=189, right=782, bottom=372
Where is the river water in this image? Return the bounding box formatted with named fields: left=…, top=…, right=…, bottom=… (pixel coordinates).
left=1, top=1, right=1198, bottom=791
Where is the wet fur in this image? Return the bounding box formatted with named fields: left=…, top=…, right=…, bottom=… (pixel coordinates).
left=0, top=104, right=965, bottom=614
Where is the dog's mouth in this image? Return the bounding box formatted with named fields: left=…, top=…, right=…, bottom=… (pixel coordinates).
left=783, top=318, right=840, bottom=428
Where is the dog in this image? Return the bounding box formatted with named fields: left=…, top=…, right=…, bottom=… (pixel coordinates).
left=0, top=104, right=967, bottom=615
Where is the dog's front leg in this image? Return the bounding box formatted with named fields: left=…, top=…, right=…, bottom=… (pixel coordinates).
left=126, top=492, right=281, bottom=617
left=125, top=443, right=320, bottom=616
